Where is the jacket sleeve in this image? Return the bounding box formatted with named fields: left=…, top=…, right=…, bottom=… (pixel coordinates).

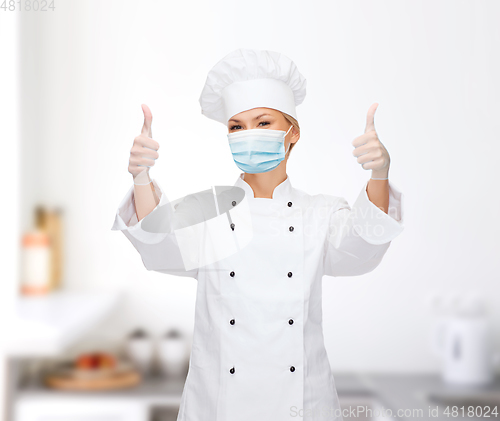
left=323, top=179, right=404, bottom=277
left=111, top=179, right=199, bottom=279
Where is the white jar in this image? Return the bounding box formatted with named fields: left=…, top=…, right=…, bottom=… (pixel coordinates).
left=158, top=329, right=188, bottom=378
left=125, top=328, right=154, bottom=376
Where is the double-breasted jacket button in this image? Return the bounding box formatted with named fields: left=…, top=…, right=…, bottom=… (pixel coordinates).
left=287, top=272, right=293, bottom=278
left=288, top=319, right=294, bottom=325
left=230, top=271, right=235, bottom=277
left=232, top=200, right=237, bottom=206
left=230, top=223, right=235, bottom=231
left=289, top=226, right=294, bottom=232
left=230, top=367, right=235, bottom=374
left=229, top=319, right=235, bottom=325
left=290, top=366, right=295, bottom=372
left=287, top=201, right=292, bottom=207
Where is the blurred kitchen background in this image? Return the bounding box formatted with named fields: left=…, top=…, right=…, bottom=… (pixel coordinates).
left=1, top=0, right=499, bottom=420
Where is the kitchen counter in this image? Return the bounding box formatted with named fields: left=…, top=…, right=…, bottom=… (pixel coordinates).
left=16, top=372, right=500, bottom=420
left=334, top=373, right=500, bottom=420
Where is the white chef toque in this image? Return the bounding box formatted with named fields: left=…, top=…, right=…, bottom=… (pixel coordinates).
left=198, top=48, right=307, bottom=126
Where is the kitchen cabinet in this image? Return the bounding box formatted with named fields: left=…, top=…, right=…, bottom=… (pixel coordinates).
left=16, top=398, right=148, bottom=421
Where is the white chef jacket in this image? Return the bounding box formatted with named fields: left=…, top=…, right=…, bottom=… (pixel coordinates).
left=111, top=173, right=404, bottom=421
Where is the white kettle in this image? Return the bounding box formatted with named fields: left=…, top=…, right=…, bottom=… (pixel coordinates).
left=430, top=293, right=499, bottom=385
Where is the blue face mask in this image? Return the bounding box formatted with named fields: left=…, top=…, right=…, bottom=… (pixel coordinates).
left=227, top=125, right=293, bottom=174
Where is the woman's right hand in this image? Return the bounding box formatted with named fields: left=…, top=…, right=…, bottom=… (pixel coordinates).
left=129, top=104, right=160, bottom=185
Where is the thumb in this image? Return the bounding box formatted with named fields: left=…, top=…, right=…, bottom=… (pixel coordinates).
left=141, top=104, right=153, bottom=138
left=364, top=102, right=378, bottom=134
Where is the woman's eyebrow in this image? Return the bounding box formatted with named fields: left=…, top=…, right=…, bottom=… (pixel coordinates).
left=229, top=113, right=273, bottom=123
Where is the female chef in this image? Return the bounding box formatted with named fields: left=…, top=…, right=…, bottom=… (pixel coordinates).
left=112, top=48, right=404, bottom=421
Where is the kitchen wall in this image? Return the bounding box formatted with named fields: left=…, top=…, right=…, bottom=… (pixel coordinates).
left=17, top=0, right=500, bottom=373
left=1, top=9, right=21, bottom=420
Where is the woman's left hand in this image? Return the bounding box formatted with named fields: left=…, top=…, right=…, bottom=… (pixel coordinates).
left=351, top=103, right=390, bottom=178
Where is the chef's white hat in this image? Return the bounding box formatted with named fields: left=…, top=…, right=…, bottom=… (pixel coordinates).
left=199, top=48, right=307, bottom=125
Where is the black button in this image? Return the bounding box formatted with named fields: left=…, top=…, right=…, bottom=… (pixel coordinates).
left=230, top=271, right=235, bottom=277
left=290, top=366, right=295, bottom=372
left=287, top=201, right=292, bottom=207
left=230, top=319, right=235, bottom=325
left=289, top=319, right=294, bottom=325
left=230, top=367, right=235, bottom=374
left=232, top=200, right=237, bottom=206
left=230, top=223, right=235, bottom=231
left=288, top=272, right=293, bottom=278
left=289, top=226, right=294, bottom=232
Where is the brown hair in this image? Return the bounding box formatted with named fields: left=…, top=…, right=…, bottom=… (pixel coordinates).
left=281, top=112, right=300, bottom=156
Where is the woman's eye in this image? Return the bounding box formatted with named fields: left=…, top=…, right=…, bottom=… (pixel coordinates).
left=229, top=121, right=270, bottom=131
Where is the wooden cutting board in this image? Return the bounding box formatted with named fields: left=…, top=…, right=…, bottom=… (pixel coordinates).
left=44, top=366, right=141, bottom=391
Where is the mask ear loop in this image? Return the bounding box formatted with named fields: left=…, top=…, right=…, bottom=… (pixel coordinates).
left=284, top=125, right=293, bottom=155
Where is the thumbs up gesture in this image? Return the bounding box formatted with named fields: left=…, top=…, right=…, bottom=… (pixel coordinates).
left=128, top=104, right=160, bottom=185
left=351, top=103, right=390, bottom=179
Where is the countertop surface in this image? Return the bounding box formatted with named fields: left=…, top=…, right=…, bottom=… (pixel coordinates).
left=333, top=373, right=500, bottom=420
left=17, top=371, right=500, bottom=420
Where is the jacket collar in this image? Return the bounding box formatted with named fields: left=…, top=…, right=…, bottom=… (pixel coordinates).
left=234, top=172, right=293, bottom=201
